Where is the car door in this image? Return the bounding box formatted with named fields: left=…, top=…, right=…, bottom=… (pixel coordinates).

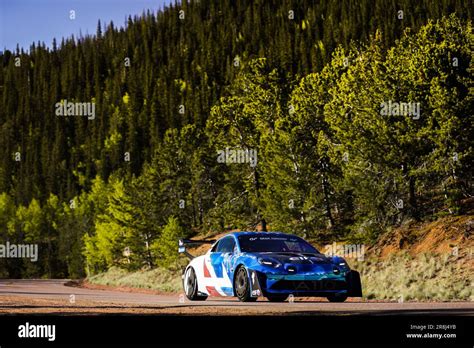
left=209, top=236, right=235, bottom=295
left=221, top=237, right=237, bottom=275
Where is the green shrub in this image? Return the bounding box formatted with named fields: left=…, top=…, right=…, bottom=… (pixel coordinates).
left=151, top=216, right=187, bottom=269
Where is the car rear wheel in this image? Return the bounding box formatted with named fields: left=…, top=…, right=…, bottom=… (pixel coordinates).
left=234, top=266, right=257, bottom=302
left=326, top=294, right=348, bottom=302
left=266, top=295, right=288, bottom=302
left=184, top=267, right=207, bottom=301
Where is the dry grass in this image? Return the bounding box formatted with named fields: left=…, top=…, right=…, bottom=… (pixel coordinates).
left=87, top=266, right=182, bottom=293
left=353, top=252, right=473, bottom=301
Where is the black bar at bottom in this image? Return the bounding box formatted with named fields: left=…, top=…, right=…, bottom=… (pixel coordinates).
left=0, top=315, right=471, bottom=346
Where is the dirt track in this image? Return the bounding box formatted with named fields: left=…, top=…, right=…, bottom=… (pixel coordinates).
left=0, top=279, right=472, bottom=315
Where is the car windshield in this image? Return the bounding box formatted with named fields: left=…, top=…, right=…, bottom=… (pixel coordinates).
left=238, top=235, right=319, bottom=253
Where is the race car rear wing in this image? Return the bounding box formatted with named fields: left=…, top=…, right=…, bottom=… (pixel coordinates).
left=178, top=238, right=216, bottom=259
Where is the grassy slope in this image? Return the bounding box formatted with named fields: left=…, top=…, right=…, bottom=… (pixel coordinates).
left=87, top=266, right=182, bottom=293
left=354, top=253, right=472, bottom=301
left=355, top=214, right=473, bottom=301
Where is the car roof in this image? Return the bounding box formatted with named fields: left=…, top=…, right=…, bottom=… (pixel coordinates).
left=224, top=231, right=299, bottom=239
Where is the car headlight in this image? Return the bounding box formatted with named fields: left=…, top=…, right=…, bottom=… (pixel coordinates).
left=336, top=259, right=350, bottom=272
left=258, top=257, right=281, bottom=268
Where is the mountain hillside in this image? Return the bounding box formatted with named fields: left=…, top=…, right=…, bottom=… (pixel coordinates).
left=0, top=1, right=472, bottom=279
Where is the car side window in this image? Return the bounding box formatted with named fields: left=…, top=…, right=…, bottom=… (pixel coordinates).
left=210, top=242, right=219, bottom=252
left=226, top=238, right=236, bottom=253
left=216, top=237, right=236, bottom=253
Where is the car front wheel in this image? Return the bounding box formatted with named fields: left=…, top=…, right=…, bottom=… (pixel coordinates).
left=234, top=266, right=257, bottom=302
left=326, top=294, right=348, bottom=302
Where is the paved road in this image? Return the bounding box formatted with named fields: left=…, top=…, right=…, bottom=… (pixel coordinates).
left=0, top=279, right=472, bottom=315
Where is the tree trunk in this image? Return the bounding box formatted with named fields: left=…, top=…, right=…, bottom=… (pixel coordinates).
left=408, top=176, right=419, bottom=221
left=403, top=162, right=419, bottom=221
left=322, top=176, right=334, bottom=228
left=254, top=168, right=267, bottom=231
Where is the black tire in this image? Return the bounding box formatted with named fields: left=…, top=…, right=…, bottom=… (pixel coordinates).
left=183, top=267, right=208, bottom=301
left=326, top=294, right=348, bottom=302
left=346, top=270, right=363, bottom=297
left=266, top=295, right=288, bottom=302
left=234, top=266, right=257, bottom=302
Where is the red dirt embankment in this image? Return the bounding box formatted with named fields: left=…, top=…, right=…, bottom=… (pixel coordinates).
left=370, top=214, right=473, bottom=259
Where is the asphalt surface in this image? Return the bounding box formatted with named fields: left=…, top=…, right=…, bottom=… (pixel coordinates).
left=0, top=279, right=472, bottom=315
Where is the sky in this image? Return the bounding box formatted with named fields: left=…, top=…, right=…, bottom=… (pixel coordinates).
left=0, top=0, right=174, bottom=52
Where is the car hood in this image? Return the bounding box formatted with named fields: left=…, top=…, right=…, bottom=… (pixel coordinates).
left=251, top=252, right=333, bottom=265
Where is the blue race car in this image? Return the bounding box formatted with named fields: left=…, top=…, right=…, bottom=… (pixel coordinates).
left=179, top=232, right=362, bottom=302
